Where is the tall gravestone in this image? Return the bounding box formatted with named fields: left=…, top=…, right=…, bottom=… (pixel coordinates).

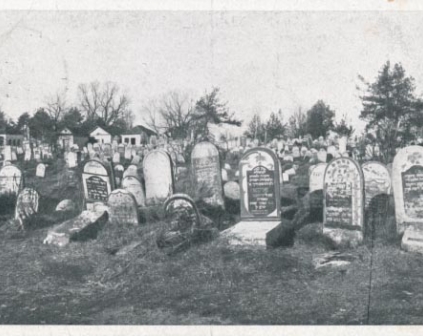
left=222, top=147, right=281, bottom=246
left=362, top=161, right=391, bottom=237
left=0, top=165, right=22, bottom=195
left=15, top=188, right=39, bottom=227
left=191, top=142, right=224, bottom=208
left=143, top=150, right=174, bottom=205
left=309, top=163, right=327, bottom=210
left=323, top=157, right=364, bottom=246
left=122, top=176, right=146, bottom=207
left=82, top=160, right=113, bottom=210
left=107, top=189, right=139, bottom=225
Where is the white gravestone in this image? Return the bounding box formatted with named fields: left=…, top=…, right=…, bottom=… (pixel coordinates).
left=122, top=176, right=146, bottom=207
left=36, top=163, right=46, bottom=178
left=123, top=164, right=140, bottom=179
left=0, top=165, right=22, bottom=194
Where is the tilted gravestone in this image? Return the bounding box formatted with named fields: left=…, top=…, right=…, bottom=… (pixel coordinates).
left=0, top=164, right=22, bottom=195
left=309, top=163, right=327, bottom=209
left=158, top=193, right=201, bottom=253
left=122, top=176, right=146, bottom=207
left=107, top=189, right=139, bottom=225
left=222, top=147, right=281, bottom=246
left=191, top=141, right=224, bottom=208
left=392, top=146, right=423, bottom=252
left=36, top=163, right=46, bottom=178
left=323, top=157, right=364, bottom=246
left=143, top=150, right=174, bottom=205
left=15, top=188, right=39, bottom=228
left=82, top=160, right=113, bottom=210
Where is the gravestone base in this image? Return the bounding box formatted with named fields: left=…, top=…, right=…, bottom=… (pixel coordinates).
left=323, top=228, right=363, bottom=248
left=222, top=221, right=281, bottom=247
left=401, top=225, right=423, bottom=254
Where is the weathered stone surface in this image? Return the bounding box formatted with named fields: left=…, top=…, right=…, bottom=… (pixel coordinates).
left=322, top=228, right=363, bottom=248
left=55, top=199, right=77, bottom=212
left=107, top=189, right=139, bottom=225
left=0, top=164, right=22, bottom=194
left=401, top=225, right=423, bottom=254
left=313, top=252, right=355, bottom=270
left=223, top=181, right=240, bottom=200
left=43, top=210, right=108, bottom=247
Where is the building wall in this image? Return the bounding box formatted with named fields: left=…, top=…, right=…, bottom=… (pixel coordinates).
left=90, top=127, right=112, bottom=144
left=0, top=134, right=24, bottom=146
left=122, top=134, right=142, bottom=145
left=57, top=134, right=74, bottom=150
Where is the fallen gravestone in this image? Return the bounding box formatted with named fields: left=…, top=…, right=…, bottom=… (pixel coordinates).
left=0, top=164, right=22, bottom=195
left=323, top=157, right=364, bottom=247
left=55, top=199, right=77, bottom=212
left=143, top=150, right=174, bottom=205
left=122, top=176, right=146, bottom=207
left=222, top=147, right=282, bottom=247
left=82, top=160, right=113, bottom=210
left=107, top=189, right=139, bottom=225
left=191, top=141, right=224, bottom=207
left=43, top=210, right=108, bottom=247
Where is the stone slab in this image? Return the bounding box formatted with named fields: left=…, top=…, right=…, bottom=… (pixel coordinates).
left=401, top=226, right=423, bottom=254
left=221, top=221, right=281, bottom=247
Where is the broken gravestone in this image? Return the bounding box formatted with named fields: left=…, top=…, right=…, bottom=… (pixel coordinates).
left=107, top=189, right=139, bottom=225
left=222, top=147, right=282, bottom=247
left=43, top=210, right=108, bottom=247
left=323, top=157, right=364, bottom=247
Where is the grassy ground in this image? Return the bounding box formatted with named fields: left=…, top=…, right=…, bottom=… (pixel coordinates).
left=0, top=158, right=422, bottom=324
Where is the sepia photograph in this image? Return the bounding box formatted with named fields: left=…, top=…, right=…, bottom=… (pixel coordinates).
left=0, top=0, right=422, bottom=334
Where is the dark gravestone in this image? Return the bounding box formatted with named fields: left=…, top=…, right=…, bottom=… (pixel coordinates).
left=82, top=160, right=113, bottom=210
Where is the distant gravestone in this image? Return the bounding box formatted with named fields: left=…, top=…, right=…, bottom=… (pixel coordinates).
left=82, top=160, right=113, bottom=209
left=24, top=149, right=31, bottom=161
left=123, top=164, right=139, bottom=179
left=131, top=154, right=141, bottom=165
left=107, top=189, right=139, bottom=225
left=67, top=152, right=77, bottom=168
left=309, top=163, right=327, bottom=209
left=323, top=157, right=364, bottom=246
left=124, top=145, right=132, bottom=160
left=191, top=142, right=224, bottom=208
left=103, top=143, right=112, bottom=159
left=112, top=152, right=120, bottom=163
left=392, top=146, right=423, bottom=234
left=113, top=164, right=125, bottom=187
left=292, top=146, right=300, bottom=159
left=4, top=146, right=12, bottom=161
left=0, top=164, right=22, bottom=194
left=36, top=163, right=46, bottom=178
left=122, top=176, right=145, bottom=206
left=15, top=188, right=39, bottom=226
left=362, top=161, right=391, bottom=210
left=143, top=150, right=174, bottom=205
left=34, top=148, right=41, bottom=162
left=118, top=144, right=125, bottom=155
left=317, top=149, right=328, bottom=163
left=222, top=147, right=281, bottom=246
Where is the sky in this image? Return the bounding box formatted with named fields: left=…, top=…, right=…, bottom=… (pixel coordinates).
left=0, top=10, right=423, bottom=134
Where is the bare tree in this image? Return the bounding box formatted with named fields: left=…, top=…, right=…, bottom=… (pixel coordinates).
left=45, top=92, right=67, bottom=125
left=142, top=91, right=194, bottom=139
left=288, top=106, right=307, bottom=138
left=78, top=81, right=130, bottom=126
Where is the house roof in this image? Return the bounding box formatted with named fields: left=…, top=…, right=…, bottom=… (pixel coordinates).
left=123, top=124, right=157, bottom=136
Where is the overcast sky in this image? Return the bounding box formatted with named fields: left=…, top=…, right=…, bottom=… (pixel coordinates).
left=0, top=10, right=422, bottom=133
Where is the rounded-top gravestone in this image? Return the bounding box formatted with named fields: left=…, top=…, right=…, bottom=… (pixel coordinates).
left=107, top=189, right=139, bottom=225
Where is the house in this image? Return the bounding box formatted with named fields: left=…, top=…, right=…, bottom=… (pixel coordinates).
left=89, top=126, right=112, bottom=144
left=121, top=125, right=157, bottom=146
left=0, top=128, right=24, bottom=147
left=57, top=127, right=88, bottom=151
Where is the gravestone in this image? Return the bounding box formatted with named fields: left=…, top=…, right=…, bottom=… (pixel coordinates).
left=0, top=165, right=22, bottom=194
left=67, top=152, right=77, bottom=168
left=131, top=155, right=141, bottom=165
left=123, top=164, right=139, bottom=179
left=309, top=163, right=327, bottom=209
left=15, top=188, right=39, bottom=227
left=103, top=144, right=112, bottom=159
left=107, top=189, right=139, bottom=225
left=124, top=145, right=132, bottom=160
left=82, top=160, right=113, bottom=210
left=158, top=193, right=201, bottom=252
left=36, top=163, right=46, bottom=178
left=4, top=146, right=12, bottom=161
left=118, top=144, right=125, bottom=155
left=323, top=157, right=364, bottom=246
left=122, top=176, right=145, bottom=206
left=114, top=164, right=125, bottom=187
left=292, top=146, right=300, bottom=159
left=392, top=146, right=423, bottom=242
left=191, top=142, right=224, bottom=207
left=222, top=147, right=281, bottom=246
left=143, top=150, right=174, bottom=205
left=317, top=149, right=327, bottom=163
left=113, top=152, right=120, bottom=163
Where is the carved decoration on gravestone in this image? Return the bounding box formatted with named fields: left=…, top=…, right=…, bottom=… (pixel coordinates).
left=0, top=164, right=22, bottom=194
left=239, top=147, right=281, bottom=221
left=392, top=146, right=423, bottom=234
left=191, top=142, right=224, bottom=208
left=82, top=160, right=113, bottom=209
left=143, top=150, right=174, bottom=205
left=158, top=193, right=201, bottom=252
left=15, top=188, right=39, bottom=229
left=323, top=157, right=364, bottom=243
left=107, top=189, right=139, bottom=225
left=122, top=176, right=146, bottom=207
